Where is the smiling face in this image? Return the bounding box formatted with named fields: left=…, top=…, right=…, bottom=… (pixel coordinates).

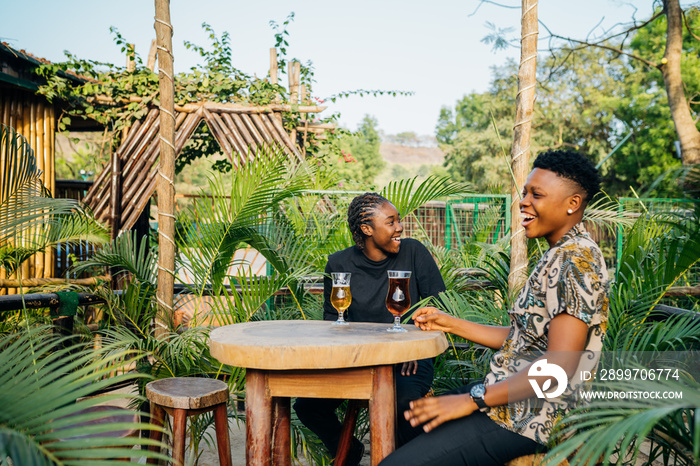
left=520, top=168, right=583, bottom=247
left=360, top=201, right=403, bottom=261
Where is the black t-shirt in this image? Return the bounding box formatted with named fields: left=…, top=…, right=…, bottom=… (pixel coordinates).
left=323, top=238, right=446, bottom=323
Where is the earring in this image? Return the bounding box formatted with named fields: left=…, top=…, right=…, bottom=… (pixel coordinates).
left=567, top=209, right=573, bottom=215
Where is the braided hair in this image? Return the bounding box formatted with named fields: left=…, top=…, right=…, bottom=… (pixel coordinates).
left=347, top=192, right=391, bottom=250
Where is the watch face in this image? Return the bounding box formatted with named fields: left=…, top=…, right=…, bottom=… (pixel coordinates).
left=470, top=384, right=486, bottom=398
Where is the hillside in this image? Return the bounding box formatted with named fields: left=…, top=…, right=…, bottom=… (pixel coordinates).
left=375, top=142, right=445, bottom=186
left=379, top=142, right=444, bottom=165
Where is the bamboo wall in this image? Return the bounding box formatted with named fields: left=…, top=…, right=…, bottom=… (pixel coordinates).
left=0, top=87, right=56, bottom=294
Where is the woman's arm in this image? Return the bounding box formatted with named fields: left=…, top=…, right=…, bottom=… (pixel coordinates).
left=405, top=312, right=588, bottom=432
left=412, top=307, right=510, bottom=350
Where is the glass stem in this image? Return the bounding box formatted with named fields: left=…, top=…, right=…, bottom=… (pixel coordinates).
left=394, top=315, right=401, bottom=329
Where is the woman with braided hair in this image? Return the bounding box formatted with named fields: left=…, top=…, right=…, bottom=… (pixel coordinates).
left=294, top=192, right=446, bottom=465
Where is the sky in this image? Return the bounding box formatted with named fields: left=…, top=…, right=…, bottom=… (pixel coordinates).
left=0, top=1, right=664, bottom=137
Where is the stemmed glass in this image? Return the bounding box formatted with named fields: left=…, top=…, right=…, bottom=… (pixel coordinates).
left=331, top=272, right=352, bottom=325
left=385, top=270, right=411, bottom=332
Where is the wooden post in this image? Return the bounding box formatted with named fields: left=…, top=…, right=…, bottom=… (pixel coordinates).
left=508, top=0, right=538, bottom=295
left=109, top=149, right=122, bottom=239
left=288, top=62, right=300, bottom=145
left=269, top=48, right=278, bottom=87
left=109, top=147, right=122, bottom=290
left=147, top=39, right=157, bottom=72
left=126, top=43, right=136, bottom=72
left=300, top=84, right=308, bottom=155
left=154, top=0, right=176, bottom=326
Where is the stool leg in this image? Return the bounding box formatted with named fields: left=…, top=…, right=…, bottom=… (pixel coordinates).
left=147, top=403, right=166, bottom=465
left=336, top=400, right=362, bottom=466
left=172, top=408, right=188, bottom=466
left=213, top=403, right=232, bottom=466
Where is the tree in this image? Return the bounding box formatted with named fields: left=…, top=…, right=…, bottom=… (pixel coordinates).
left=437, top=25, right=696, bottom=198
left=543, top=1, right=700, bottom=166
left=660, top=0, right=700, bottom=165
left=325, top=115, right=385, bottom=188
left=436, top=62, right=517, bottom=191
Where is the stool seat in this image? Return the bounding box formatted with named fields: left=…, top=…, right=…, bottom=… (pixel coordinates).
left=146, top=377, right=228, bottom=409
left=146, top=377, right=232, bottom=466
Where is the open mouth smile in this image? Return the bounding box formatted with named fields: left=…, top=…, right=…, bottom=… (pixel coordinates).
left=521, top=212, right=536, bottom=227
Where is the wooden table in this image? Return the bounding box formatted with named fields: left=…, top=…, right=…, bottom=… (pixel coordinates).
left=209, top=320, right=448, bottom=466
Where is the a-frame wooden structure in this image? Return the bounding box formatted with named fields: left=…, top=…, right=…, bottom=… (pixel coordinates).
left=83, top=101, right=323, bottom=236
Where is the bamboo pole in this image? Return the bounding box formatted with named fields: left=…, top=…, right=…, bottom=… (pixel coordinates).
left=508, top=0, right=538, bottom=295
left=34, top=100, right=45, bottom=279
left=0, top=275, right=110, bottom=288
left=20, top=99, right=31, bottom=286
left=46, top=103, right=56, bottom=278
left=154, top=0, right=176, bottom=326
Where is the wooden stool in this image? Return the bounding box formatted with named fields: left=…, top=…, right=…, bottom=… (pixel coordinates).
left=146, top=377, right=232, bottom=466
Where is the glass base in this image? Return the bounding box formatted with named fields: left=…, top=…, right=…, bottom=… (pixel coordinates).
left=387, top=315, right=407, bottom=332
left=387, top=325, right=407, bottom=333
left=333, top=312, right=348, bottom=325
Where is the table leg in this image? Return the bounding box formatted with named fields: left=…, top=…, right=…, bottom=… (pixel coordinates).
left=246, top=369, right=273, bottom=465
left=369, top=365, right=395, bottom=466
left=272, top=397, right=292, bottom=466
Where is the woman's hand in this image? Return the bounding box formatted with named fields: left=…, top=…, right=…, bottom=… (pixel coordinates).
left=400, top=360, right=418, bottom=376
left=404, top=393, right=476, bottom=433
left=412, top=307, right=455, bottom=333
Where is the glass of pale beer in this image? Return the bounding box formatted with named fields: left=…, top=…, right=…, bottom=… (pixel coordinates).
left=386, top=270, right=411, bottom=332
left=331, top=272, right=352, bottom=325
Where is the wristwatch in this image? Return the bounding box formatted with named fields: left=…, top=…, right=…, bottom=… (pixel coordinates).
left=470, top=383, right=489, bottom=412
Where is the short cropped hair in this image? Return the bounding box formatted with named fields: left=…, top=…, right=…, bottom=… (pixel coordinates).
left=347, top=192, right=391, bottom=250
left=533, top=149, right=601, bottom=201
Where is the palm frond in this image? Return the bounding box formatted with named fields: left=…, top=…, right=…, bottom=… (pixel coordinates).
left=177, top=148, right=318, bottom=293
left=545, top=375, right=700, bottom=466
left=72, top=230, right=156, bottom=285
left=381, top=175, right=473, bottom=219
left=0, top=327, right=168, bottom=465
left=0, top=125, right=109, bottom=274
left=583, top=193, right=637, bottom=235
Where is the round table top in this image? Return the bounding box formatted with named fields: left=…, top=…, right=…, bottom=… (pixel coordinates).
left=209, top=320, right=448, bottom=370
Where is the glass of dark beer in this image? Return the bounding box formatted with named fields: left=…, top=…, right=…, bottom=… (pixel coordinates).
left=385, top=270, right=411, bottom=332
left=331, top=272, right=352, bottom=325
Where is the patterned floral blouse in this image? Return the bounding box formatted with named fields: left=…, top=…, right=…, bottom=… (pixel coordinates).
left=484, top=223, right=610, bottom=445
